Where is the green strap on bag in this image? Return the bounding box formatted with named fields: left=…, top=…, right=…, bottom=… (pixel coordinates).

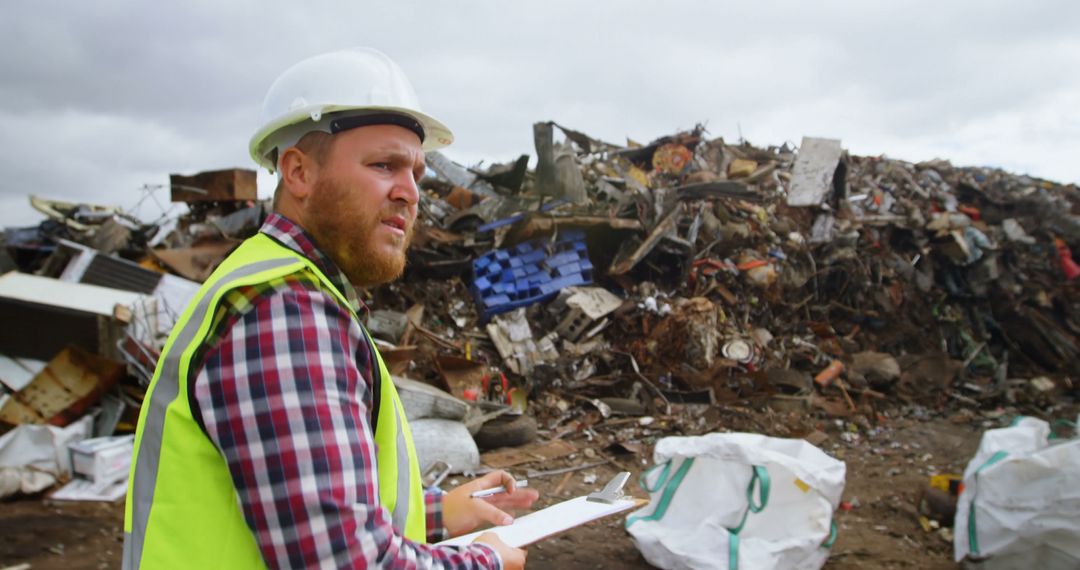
left=639, top=461, right=673, bottom=493
left=729, top=466, right=770, bottom=534
left=967, top=450, right=1009, bottom=556
left=726, top=466, right=771, bottom=569
left=822, top=520, right=838, bottom=548
left=625, top=458, right=695, bottom=527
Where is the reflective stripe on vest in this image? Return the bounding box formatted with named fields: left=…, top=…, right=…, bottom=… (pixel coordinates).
left=123, top=233, right=426, bottom=569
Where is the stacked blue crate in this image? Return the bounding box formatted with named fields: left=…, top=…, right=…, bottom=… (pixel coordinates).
left=471, top=230, right=593, bottom=322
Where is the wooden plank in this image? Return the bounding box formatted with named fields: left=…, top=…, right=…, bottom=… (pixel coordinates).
left=608, top=204, right=683, bottom=275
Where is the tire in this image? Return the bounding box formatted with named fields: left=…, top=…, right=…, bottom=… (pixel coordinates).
left=473, top=414, right=538, bottom=450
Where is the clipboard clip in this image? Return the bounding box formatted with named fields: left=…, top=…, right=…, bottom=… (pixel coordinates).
left=586, top=471, right=631, bottom=504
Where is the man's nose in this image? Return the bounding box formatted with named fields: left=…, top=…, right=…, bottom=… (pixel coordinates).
left=390, top=171, right=420, bottom=206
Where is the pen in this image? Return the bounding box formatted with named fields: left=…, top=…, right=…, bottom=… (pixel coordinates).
left=470, top=480, right=528, bottom=498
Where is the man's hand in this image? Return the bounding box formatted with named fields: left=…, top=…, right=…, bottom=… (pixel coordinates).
left=474, top=532, right=527, bottom=570
left=442, top=470, right=539, bottom=537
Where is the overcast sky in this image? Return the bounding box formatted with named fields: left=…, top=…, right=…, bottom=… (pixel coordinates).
left=1, top=0, right=1078, bottom=227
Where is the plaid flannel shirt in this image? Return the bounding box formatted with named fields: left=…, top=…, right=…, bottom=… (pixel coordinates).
left=190, top=213, right=501, bottom=569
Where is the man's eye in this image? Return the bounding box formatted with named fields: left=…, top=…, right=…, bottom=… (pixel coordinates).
left=372, top=162, right=391, bottom=171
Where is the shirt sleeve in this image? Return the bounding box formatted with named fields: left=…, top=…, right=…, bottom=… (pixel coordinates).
left=193, top=280, right=502, bottom=569
left=426, top=489, right=449, bottom=543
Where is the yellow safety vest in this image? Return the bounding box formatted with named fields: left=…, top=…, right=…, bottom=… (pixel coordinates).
left=123, top=233, right=426, bottom=569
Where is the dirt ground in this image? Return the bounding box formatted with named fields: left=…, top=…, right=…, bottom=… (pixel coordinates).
left=0, top=415, right=1004, bottom=569
left=525, top=414, right=979, bottom=570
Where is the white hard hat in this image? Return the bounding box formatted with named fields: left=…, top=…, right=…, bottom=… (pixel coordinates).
left=249, top=47, right=454, bottom=172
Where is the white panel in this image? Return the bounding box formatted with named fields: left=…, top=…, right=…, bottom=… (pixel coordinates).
left=0, top=271, right=146, bottom=317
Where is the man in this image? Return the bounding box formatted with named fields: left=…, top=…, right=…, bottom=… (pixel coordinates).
left=124, top=47, right=537, bottom=569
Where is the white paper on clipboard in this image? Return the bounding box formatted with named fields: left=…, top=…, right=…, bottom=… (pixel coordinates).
left=437, top=496, right=642, bottom=548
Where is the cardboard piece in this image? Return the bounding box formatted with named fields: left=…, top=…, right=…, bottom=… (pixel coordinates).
left=435, top=355, right=486, bottom=400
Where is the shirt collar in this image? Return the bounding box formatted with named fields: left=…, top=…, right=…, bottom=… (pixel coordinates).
left=259, top=212, right=365, bottom=312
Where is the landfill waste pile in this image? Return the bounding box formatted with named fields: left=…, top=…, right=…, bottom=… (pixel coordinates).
left=1, top=121, right=1077, bottom=568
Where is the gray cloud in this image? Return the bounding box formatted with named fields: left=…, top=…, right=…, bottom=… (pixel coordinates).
left=1, top=0, right=1077, bottom=227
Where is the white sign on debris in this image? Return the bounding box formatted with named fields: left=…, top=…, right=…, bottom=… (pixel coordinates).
left=564, top=287, right=623, bottom=320
left=0, top=271, right=146, bottom=316
left=49, top=433, right=135, bottom=502
left=787, top=137, right=843, bottom=207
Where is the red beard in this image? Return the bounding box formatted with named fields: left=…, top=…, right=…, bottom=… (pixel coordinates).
left=305, top=173, right=414, bottom=288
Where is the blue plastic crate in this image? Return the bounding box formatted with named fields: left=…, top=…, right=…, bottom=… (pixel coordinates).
left=470, top=230, right=593, bottom=322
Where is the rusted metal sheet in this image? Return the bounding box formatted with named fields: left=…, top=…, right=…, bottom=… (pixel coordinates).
left=0, top=346, right=124, bottom=426
left=169, top=168, right=257, bottom=203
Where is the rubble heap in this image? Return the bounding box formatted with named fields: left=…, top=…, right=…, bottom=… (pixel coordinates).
left=1, top=122, right=1077, bottom=497
left=396, top=123, right=1079, bottom=426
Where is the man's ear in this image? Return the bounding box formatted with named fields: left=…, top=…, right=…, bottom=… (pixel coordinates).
left=279, top=147, right=318, bottom=201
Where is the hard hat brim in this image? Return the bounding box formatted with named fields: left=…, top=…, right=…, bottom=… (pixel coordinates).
left=249, top=104, right=454, bottom=172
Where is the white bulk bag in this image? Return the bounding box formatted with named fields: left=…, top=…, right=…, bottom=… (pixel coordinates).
left=626, top=433, right=846, bottom=570
left=954, top=417, right=1080, bottom=569
left=409, top=418, right=480, bottom=474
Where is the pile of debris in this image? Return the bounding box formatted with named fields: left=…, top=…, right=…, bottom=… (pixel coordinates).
left=0, top=169, right=259, bottom=499
left=1, top=120, right=1077, bottom=500
left=399, top=123, right=1080, bottom=429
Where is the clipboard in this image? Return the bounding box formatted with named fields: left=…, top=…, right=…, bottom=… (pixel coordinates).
left=437, top=472, right=647, bottom=548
